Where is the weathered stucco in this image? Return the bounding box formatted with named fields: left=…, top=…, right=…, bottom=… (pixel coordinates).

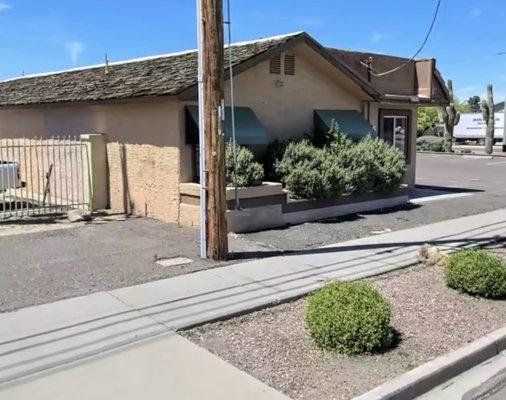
left=0, top=98, right=184, bottom=222
left=107, top=142, right=180, bottom=221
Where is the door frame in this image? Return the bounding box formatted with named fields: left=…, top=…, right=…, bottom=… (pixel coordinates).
left=378, top=108, right=412, bottom=164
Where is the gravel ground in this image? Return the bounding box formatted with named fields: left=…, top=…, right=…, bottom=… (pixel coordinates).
left=0, top=216, right=265, bottom=313
left=183, top=259, right=506, bottom=400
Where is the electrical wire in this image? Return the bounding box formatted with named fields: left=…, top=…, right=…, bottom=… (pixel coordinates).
left=225, top=0, right=241, bottom=210
left=372, top=0, right=442, bottom=77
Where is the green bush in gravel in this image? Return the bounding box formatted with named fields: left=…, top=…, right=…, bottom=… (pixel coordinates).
left=305, top=281, right=393, bottom=354
left=444, top=250, right=506, bottom=299
left=226, top=142, right=264, bottom=187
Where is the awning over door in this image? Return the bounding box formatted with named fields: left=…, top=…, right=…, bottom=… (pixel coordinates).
left=185, top=105, right=271, bottom=145
left=314, top=109, right=377, bottom=142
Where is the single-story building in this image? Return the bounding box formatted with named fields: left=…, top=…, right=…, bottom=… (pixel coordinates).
left=0, top=32, right=450, bottom=226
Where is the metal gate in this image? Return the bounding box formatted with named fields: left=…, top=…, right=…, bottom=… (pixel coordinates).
left=0, top=137, right=91, bottom=220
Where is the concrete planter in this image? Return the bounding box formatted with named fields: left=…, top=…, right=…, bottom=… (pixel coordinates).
left=179, top=182, right=409, bottom=233
left=178, top=182, right=285, bottom=228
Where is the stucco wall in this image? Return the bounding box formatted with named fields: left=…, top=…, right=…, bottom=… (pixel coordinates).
left=0, top=98, right=184, bottom=222
left=225, top=42, right=369, bottom=141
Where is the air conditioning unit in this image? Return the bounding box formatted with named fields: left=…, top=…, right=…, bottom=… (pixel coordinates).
left=0, top=161, right=21, bottom=191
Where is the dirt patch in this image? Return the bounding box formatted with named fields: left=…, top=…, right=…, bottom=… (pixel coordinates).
left=183, top=262, right=506, bottom=400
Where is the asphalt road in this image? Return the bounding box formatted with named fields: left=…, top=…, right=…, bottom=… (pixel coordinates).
left=1, top=152, right=506, bottom=312
left=238, top=153, right=506, bottom=251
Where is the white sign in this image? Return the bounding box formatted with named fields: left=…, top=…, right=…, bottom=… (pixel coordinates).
left=454, top=113, right=504, bottom=140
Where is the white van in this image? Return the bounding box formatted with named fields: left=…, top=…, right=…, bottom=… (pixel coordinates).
left=454, top=113, right=504, bottom=143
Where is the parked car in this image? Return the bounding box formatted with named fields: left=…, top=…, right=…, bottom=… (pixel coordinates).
left=0, top=162, right=21, bottom=191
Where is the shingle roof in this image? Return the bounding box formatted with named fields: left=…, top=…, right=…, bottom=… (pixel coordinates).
left=0, top=32, right=304, bottom=107
left=1, top=32, right=445, bottom=107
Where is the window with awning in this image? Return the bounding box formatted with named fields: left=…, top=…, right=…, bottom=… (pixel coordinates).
left=185, top=105, right=271, bottom=146
left=313, top=109, right=377, bottom=144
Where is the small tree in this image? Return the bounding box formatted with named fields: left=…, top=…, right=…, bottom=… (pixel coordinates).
left=441, top=79, right=461, bottom=152
left=482, top=84, right=495, bottom=155
left=417, top=107, right=440, bottom=136
left=467, top=96, right=482, bottom=113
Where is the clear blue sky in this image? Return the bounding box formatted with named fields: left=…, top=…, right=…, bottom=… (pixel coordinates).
left=1, top=0, right=506, bottom=101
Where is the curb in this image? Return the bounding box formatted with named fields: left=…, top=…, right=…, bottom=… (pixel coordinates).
left=417, top=151, right=506, bottom=158
left=353, top=326, right=506, bottom=400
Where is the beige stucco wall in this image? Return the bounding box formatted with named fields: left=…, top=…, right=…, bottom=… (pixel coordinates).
left=224, top=42, right=370, bottom=141
left=368, top=102, right=418, bottom=187
left=0, top=98, right=185, bottom=222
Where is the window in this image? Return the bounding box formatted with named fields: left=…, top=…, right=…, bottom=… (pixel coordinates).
left=284, top=54, right=295, bottom=75
left=379, top=109, right=411, bottom=162
left=269, top=54, right=281, bottom=74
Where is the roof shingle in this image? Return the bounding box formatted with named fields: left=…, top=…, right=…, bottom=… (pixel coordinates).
left=0, top=33, right=302, bottom=106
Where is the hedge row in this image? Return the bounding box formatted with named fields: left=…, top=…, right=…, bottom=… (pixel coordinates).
left=276, top=124, right=406, bottom=200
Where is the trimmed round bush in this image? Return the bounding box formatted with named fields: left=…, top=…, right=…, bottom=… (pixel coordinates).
left=226, top=142, right=264, bottom=187
left=444, top=250, right=506, bottom=299
left=305, top=281, right=393, bottom=354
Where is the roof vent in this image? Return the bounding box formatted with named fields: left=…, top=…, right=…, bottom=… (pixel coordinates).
left=284, top=54, right=295, bottom=75
left=270, top=54, right=281, bottom=74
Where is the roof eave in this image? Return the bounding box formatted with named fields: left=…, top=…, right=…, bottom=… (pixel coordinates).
left=298, top=33, right=380, bottom=101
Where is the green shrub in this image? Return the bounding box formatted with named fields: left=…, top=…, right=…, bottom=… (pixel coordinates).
left=444, top=250, right=506, bottom=299
left=417, top=136, right=444, bottom=152
left=306, top=281, right=393, bottom=354
left=226, top=142, right=264, bottom=187
left=275, top=126, right=406, bottom=200
left=275, top=139, right=347, bottom=200
left=421, top=126, right=438, bottom=137
left=342, top=137, right=406, bottom=194
left=326, top=122, right=354, bottom=151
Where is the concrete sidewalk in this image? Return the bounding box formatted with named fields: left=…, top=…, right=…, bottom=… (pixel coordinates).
left=0, top=333, right=290, bottom=400
left=1, top=209, right=505, bottom=397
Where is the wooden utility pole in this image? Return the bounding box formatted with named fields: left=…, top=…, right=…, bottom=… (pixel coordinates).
left=198, top=0, right=228, bottom=260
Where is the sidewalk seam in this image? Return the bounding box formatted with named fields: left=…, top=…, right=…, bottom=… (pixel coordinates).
left=105, top=291, right=174, bottom=333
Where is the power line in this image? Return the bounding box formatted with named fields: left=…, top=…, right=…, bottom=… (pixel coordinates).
left=371, top=0, right=442, bottom=77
